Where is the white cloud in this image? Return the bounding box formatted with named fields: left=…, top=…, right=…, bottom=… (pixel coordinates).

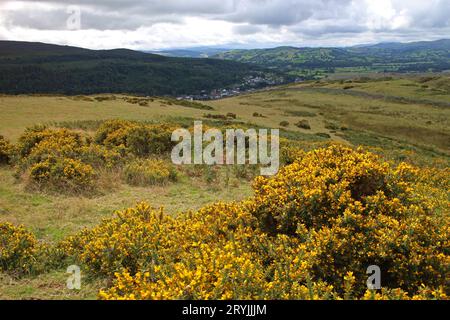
left=0, top=0, right=448, bottom=49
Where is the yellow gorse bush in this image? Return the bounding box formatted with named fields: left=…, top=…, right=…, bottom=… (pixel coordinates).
left=17, top=126, right=83, bottom=159
left=13, top=125, right=125, bottom=193
left=30, top=156, right=96, bottom=192
left=0, top=222, right=43, bottom=276
left=258, top=148, right=425, bottom=231
left=0, top=135, right=14, bottom=164
left=15, top=127, right=94, bottom=192
left=7, top=122, right=181, bottom=193
left=249, top=145, right=449, bottom=294
left=78, top=144, right=122, bottom=169
left=95, top=120, right=177, bottom=157
left=18, top=126, right=121, bottom=169
left=1, top=131, right=448, bottom=299
left=55, top=145, right=448, bottom=299
left=64, top=202, right=318, bottom=300
left=1, top=135, right=448, bottom=299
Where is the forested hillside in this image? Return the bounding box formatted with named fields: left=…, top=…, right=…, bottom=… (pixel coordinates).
left=0, top=41, right=274, bottom=96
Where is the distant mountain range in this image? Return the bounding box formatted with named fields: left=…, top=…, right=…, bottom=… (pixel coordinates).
left=0, top=39, right=449, bottom=96
left=212, top=39, right=450, bottom=77
left=146, top=47, right=231, bottom=58
left=0, top=41, right=277, bottom=96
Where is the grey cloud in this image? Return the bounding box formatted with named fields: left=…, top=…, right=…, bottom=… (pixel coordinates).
left=0, top=0, right=449, bottom=48
left=224, top=0, right=315, bottom=26
left=2, top=7, right=69, bottom=30
left=0, top=2, right=187, bottom=30
left=232, top=24, right=263, bottom=35
left=404, top=0, right=450, bottom=28
left=3, top=0, right=237, bottom=16
left=295, top=23, right=368, bottom=37
left=0, top=0, right=356, bottom=30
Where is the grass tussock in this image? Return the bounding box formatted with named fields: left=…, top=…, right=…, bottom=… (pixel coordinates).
left=124, top=158, right=178, bottom=186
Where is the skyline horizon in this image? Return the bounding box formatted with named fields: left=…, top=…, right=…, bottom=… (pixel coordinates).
left=1, top=1, right=449, bottom=51
left=2, top=37, right=450, bottom=52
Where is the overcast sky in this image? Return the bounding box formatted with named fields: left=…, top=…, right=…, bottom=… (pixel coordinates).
left=0, top=0, right=449, bottom=50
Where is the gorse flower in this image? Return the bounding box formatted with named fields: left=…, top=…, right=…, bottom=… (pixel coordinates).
left=95, top=120, right=177, bottom=157
left=0, top=135, right=14, bottom=164
left=11, top=122, right=175, bottom=193
left=0, top=222, right=43, bottom=276
left=55, top=146, right=449, bottom=300
left=1, top=126, right=448, bottom=300
left=30, top=156, right=96, bottom=192
left=249, top=145, right=449, bottom=294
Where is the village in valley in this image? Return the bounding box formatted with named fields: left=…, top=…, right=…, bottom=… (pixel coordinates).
left=177, top=73, right=289, bottom=100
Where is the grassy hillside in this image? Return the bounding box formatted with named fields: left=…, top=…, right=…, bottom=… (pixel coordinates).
left=0, top=75, right=448, bottom=299
left=1, top=75, right=449, bottom=153
left=214, top=39, right=450, bottom=78
left=0, top=41, right=278, bottom=96
left=208, top=75, right=450, bottom=156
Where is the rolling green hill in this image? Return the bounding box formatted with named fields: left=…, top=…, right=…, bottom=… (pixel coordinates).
left=213, top=39, right=450, bottom=78
left=0, top=41, right=279, bottom=96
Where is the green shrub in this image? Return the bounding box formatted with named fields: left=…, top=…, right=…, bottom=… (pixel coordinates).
left=324, top=121, right=340, bottom=130
left=204, top=165, right=218, bottom=184
left=127, top=125, right=174, bottom=156
left=285, top=110, right=316, bottom=117
left=233, top=164, right=258, bottom=180
left=78, top=144, right=123, bottom=168
left=252, top=112, right=265, bottom=117
left=315, top=132, right=331, bottom=139
left=94, top=96, right=116, bottom=102
left=295, top=119, right=311, bottom=130
left=203, top=113, right=228, bottom=120
left=164, top=98, right=213, bottom=110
